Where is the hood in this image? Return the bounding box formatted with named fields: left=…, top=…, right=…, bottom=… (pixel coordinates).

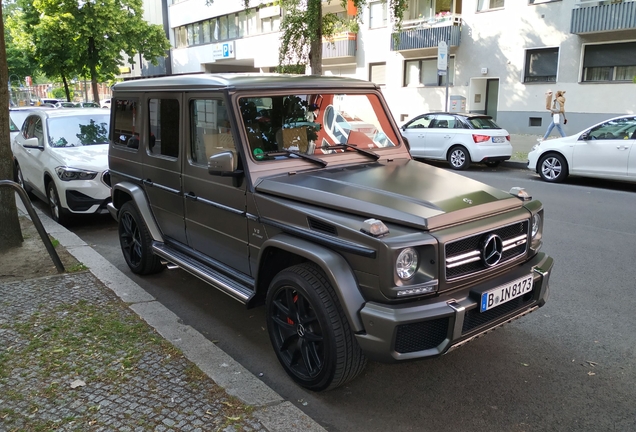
left=50, top=144, right=109, bottom=172
left=256, top=159, right=522, bottom=230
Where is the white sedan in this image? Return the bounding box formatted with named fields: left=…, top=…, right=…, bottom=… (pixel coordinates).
left=528, top=115, right=636, bottom=183
left=401, top=113, right=512, bottom=170
left=11, top=108, right=111, bottom=225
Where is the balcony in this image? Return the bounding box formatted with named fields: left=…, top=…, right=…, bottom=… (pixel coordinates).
left=391, top=16, right=462, bottom=52
left=571, top=0, right=636, bottom=34
left=322, top=32, right=357, bottom=61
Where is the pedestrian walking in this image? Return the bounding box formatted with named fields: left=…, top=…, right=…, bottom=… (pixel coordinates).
left=539, top=90, right=567, bottom=141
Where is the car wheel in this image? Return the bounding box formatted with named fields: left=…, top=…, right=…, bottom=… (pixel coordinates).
left=266, top=263, right=367, bottom=391
left=118, top=201, right=164, bottom=275
left=538, top=153, right=568, bottom=183
left=484, top=161, right=501, bottom=168
left=46, top=181, right=69, bottom=225
left=14, top=163, right=35, bottom=198
left=448, top=146, right=471, bottom=170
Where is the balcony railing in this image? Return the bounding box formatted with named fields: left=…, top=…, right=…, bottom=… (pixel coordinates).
left=571, top=0, right=636, bottom=33
left=322, top=32, right=357, bottom=60
left=391, top=16, right=462, bottom=51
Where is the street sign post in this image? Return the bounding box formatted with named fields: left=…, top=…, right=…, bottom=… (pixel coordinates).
left=437, top=41, right=449, bottom=111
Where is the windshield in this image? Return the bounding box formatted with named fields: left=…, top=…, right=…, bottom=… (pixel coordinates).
left=239, top=92, right=398, bottom=162
left=468, top=117, right=501, bottom=130
left=47, top=114, right=110, bottom=147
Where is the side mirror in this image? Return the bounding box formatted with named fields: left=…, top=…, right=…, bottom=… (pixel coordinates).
left=208, top=151, right=242, bottom=177
left=23, top=137, right=43, bottom=150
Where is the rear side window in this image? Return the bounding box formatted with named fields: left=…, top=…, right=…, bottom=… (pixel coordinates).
left=112, top=99, right=139, bottom=148
left=149, top=98, right=180, bottom=159
left=468, top=117, right=501, bottom=129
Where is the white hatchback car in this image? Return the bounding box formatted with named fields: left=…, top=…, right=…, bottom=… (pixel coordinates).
left=528, top=115, right=636, bottom=183
left=401, top=113, right=512, bottom=170
left=11, top=108, right=111, bottom=224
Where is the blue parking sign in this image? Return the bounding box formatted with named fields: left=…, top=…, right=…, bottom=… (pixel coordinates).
left=223, top=44, right=229, bottom=58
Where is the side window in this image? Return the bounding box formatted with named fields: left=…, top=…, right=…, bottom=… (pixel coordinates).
left=149, top=98, right=180, bottom=159
left=190, top=98, right=236, bottom=166
left=431, top=115, right=455, bottom=129
left=22, top=115, right=37, bottom=139
left=33, top=118, right=44, bottom=147
left=112, top=99, right=138, bottom=149
left=406, top=116, right=432, bottom=129
left=589, top=118, right=636, bottom=140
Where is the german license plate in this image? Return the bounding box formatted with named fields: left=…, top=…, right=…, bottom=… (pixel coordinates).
left=492, top=136, right=506, bottom=143
left=480, top=274, right=533, bottom=312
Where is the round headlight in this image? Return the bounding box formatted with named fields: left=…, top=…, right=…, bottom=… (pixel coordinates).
left=531, top=213, right=541, bottom=238
left=396, top=248, right=418, bottom=280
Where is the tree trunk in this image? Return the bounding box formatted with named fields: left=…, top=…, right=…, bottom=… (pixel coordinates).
left=88, top=37, right=100, bottom=104
left=308, top=0, right=322, bottom=75
left=62, top=75, right=71, bottom=102
left=0, top=7, right=24, bottom=251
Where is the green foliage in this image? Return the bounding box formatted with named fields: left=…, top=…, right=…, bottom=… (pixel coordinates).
left=51, top=86, right=71, bottom=100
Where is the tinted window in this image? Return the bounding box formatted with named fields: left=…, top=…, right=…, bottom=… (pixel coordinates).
left=468, top=117, right=501, bottom=130
left=48, top=114, right=110, bottom=147
left=406, top=115, right=432, bottom=129
left=149, top=98, right=180, bottom=159
left=430, top=115, right=457, bottom=129
left=588, top=117, right=636, bottom=140
left=112, top=99, right=139, bottom=148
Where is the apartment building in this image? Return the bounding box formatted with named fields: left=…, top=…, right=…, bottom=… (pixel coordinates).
left=147, top=0, right=636, bottom=134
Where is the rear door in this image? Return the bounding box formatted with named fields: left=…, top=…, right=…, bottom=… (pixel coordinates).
left=141, top=94, right=187, bottom=244
left=182, top=93, right=250, bottom=274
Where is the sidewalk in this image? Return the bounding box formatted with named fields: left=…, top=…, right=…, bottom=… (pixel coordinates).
left=1, top=201, right=326, bottom=432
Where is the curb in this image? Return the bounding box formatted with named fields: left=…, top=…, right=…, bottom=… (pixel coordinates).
left=501, top=160, right=529, bottom=170
left=16, top=199, right=326, bottom=432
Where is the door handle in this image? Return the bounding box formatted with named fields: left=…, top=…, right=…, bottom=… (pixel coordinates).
left=185, top=192, right=197, bottom=201
left=142, top=178, right=153, bottom=186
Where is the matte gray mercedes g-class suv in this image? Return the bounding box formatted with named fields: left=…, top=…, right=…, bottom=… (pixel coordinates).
left=107, top=74, right=554, bottom=391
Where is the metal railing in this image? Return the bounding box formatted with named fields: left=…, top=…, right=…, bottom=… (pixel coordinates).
left=0, top=180, right=65, bottom=273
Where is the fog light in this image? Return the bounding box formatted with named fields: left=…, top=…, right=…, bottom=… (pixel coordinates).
left=396, top=285, right=436, bottom=297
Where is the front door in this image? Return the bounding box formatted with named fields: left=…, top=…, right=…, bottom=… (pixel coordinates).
left=485, top=79, right=499, bottom=122
left=142, top=95, right=187, bottom=244
left=182, top=94, right=250, bottom=275
left=426, top=114, right=458, bottom=158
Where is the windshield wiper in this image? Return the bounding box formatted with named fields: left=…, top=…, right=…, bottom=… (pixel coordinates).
left=322, top=143, right=380, bottom=161
left=263, top=150, right=328, bottom=167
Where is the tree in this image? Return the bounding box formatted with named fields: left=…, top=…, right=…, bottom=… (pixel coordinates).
left=10, top=0, right=171, bottom=103
left=234, top=1, right=406, bottom=75
left=0, top=4, right=24, bottom=251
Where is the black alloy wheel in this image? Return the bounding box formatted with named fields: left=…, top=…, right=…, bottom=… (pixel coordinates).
left=448, top=145, right=471, bottom=170
left=118, top=201, right=164, bottom=275
left=266, top=263, right=366, bottom=391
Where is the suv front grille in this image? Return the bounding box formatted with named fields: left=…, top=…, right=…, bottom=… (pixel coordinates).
left=445, top=220, right=529, bottom=281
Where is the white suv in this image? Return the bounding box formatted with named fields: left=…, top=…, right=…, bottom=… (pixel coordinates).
left=11, top=108, right=112, bottom=224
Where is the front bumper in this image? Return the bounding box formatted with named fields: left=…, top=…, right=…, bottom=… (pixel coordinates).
left=527, top=149, right=540, bottom=171
left=355, top=252, right=553, bottom=362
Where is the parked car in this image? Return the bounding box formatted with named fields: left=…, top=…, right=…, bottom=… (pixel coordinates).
left=76, top=101, right=100, bottom=108
left=54, top=101, right=77, bottom=108
left=528, top=115, right=636, bottom=183
left=101, top=98, right=111, bottom=109
left=41, top=98, right=60, bottom=105
left=11, top=108, right=111, bottom=224
left=401, top=112, right=512, bottom=170
left=107, top=74, right=553, bottom=391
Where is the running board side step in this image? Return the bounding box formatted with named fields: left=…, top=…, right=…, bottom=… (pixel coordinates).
left=152, top=242, right=254, bottom=303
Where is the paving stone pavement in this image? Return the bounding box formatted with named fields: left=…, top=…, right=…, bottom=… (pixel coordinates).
left=3, top=201, right=327, bottom=432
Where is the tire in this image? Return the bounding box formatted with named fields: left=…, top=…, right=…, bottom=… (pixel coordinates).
left=538, top=153, right=568, bottom=183
left=484, top=161, right=501, bottom=168
left=448, top=146, right=471, bottom=170
left=46, top=181, right=69, bottom=225
left=118, top=201, right=164, bottom=275
left=266, top=263, right=367, bottom=391
left=14, top=162, right=35, bottom=198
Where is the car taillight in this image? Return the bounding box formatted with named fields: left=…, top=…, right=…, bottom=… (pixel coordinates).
left=506, top=135, right=511, bottom=141
left=472, top=134, right=491, bottom=143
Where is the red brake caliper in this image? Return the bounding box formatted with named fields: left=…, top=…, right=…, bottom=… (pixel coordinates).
left=286, top=294, right=299, bottom=325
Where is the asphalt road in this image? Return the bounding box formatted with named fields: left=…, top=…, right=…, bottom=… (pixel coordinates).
left=47, top=164, right=636, bottom=432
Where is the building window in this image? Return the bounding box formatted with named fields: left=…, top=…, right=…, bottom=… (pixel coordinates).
left=524, top=48, right=558, bottom=83
left=405, top=0, right=454, bottom=21
left=529, top=0, right=561, bottom=3
left=404, top=57, right=454, bottom=86
left=370, top=63, right=386, bottom=85
left=583, top=42, right=636, bottom=82
left=477, top=0, right=505, bottom=11
left=369, top=1, right=387, bottom=28
left=175, top=27, right=187, bottom=48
